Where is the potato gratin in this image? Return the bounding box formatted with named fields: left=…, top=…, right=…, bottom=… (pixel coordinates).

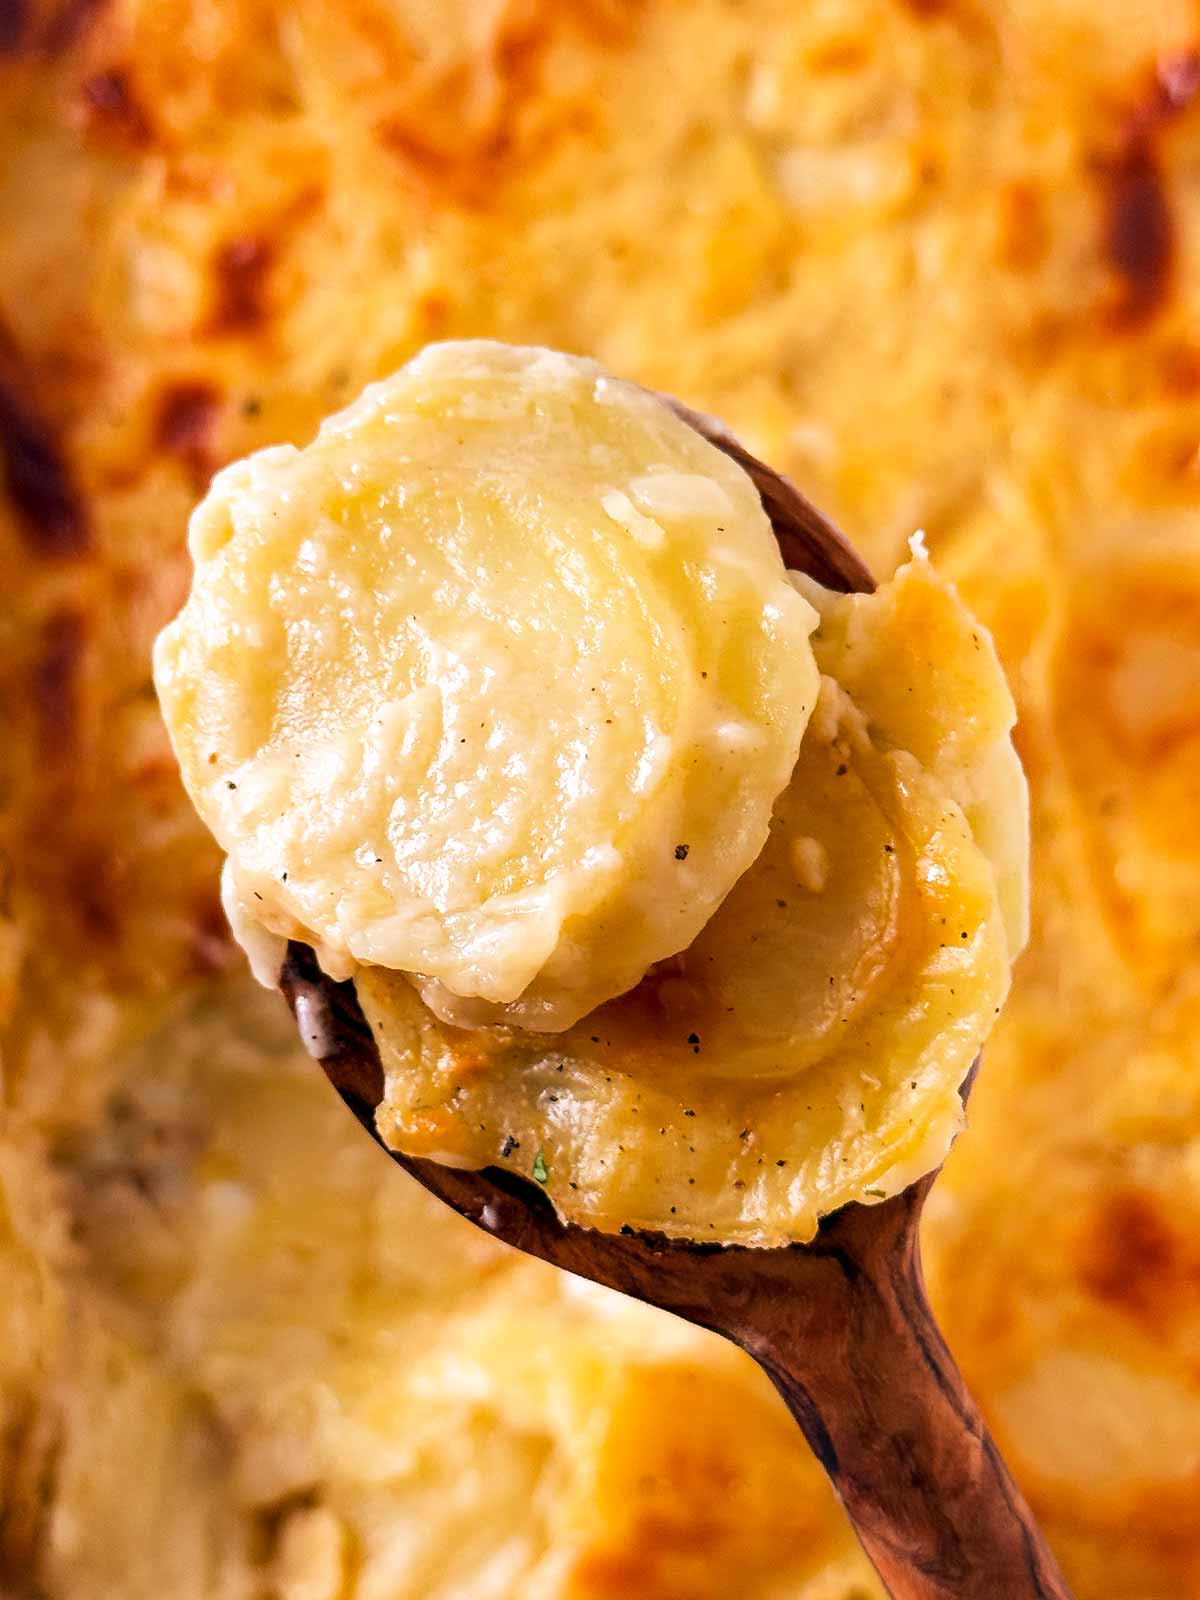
left=155, top=340, right=1026, bottom=1245
left=7, top=1, right=1200, bottom=1595
left=155, top=343, right=820, bottom=1031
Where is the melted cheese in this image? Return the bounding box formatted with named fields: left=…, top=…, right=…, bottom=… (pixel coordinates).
left=155, top=342, right=819, bottom=1030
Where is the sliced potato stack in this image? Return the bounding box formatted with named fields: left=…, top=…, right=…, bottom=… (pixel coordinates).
left=155, top=341, right=1027, bottom=1246
left=155, top=343, right=819, bottom=1031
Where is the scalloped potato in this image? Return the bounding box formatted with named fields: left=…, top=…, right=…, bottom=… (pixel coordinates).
left=363, top=548, right=1024, bottom=1244
left=154, top=341, right=820, bottom=1032
left=10, top=0, right=1197, bottom=1589
left=155, top=340, right=1026, bottom=1246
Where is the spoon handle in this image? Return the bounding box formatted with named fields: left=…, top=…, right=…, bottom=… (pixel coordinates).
left=741, top=1199, right=1073, bottom=1600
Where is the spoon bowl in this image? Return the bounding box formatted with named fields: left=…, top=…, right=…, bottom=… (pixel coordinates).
left=277, top=406, right=1072, bottom=1600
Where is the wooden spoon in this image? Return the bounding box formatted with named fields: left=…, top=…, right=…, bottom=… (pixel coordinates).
left=276, top=405, right=1073, bottom=1600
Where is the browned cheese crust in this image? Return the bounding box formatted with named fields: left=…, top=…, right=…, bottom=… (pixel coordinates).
left=2, top=3, right=1200, bottom=1598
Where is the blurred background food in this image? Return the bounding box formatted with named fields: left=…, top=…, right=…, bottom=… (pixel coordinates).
left=2, top=1, right=1199, bottom=1596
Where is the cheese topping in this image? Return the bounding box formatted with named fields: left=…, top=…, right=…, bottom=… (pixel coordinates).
left=154, top=342, right=820, bottom=1031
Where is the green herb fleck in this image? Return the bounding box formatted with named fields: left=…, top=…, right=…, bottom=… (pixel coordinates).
left=532, top=1151, right=549, bottom=1185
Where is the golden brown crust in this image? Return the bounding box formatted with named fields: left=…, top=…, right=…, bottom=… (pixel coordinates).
left=3, top=2, right=1200, bottom=1595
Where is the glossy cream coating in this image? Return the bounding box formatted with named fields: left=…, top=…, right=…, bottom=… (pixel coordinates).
left=154, top=343, right=820, bottom=1030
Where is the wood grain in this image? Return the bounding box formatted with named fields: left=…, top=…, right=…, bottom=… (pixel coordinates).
left=276, top=411, right=1073, bottom=1600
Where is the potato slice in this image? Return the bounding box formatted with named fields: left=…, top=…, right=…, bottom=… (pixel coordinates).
left=361, top=554, right=1024, bottom=1245
left=154, top=343, right=819, bottom=1030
